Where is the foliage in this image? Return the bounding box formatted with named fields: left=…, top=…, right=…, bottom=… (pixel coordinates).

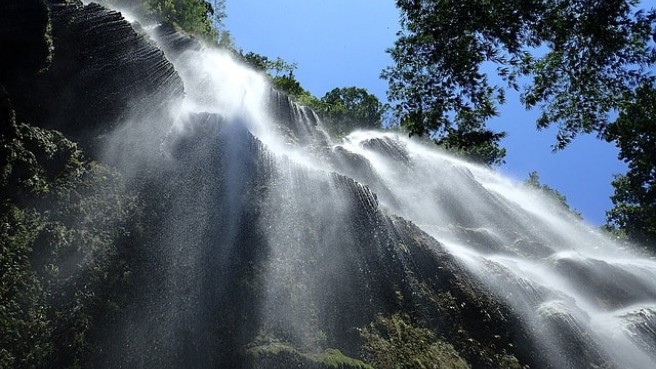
left=0, top=92, right=138, bottom=368
left=385, top=0, right=656, bottom=149
left=435, top=127, right=507, bottom=166
left=0, top=206, right=51, bottom=369
left=359, top=313, right=471, bottom=369
left=272, top=74, right=309, bottom=98
left=524, top=171, right=581, bottom=218
left=267, top=72, right=330, bottom=116
left=604, top=84, right=656, bottom=245
left=319, top=87, right=386, bottom=136
left=238, top=51, right=312, bottom=101
left=145, top=0, right=225, bottom=40
left=239, top=51, right=298, bottom=76
left=247, top=343, right=373, bottom=369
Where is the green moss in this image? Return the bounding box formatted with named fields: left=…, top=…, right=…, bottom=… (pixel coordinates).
left=312, top=348, right=373, bottom=369
left=247, top=343, right=372, bottom=369
left=360, top=313, right=471, bottom=369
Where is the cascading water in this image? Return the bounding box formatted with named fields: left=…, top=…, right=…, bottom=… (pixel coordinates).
left=73, top=3, right=656, bottom=368
left=337, top=132, right=656, bottom=368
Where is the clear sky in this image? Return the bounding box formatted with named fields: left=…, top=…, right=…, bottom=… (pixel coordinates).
left=224, top=0, right=654, bottom=226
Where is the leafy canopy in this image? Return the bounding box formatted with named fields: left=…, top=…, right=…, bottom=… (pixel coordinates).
left=146, top=0, right=226, bottom=40
left=319, top=87, right=386, bottom=136
left=385, top=0, right=656, bottom=149
left=435, top=127, right=507, bottom=166
left=604, top=85, right=656, bottom=245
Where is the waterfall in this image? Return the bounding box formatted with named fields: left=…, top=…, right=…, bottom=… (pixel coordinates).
left=338, top=131, right=656, bottom=368
left=62, top=3, right=656, bottom=368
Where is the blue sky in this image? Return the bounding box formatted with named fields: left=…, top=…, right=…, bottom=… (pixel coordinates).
left=224, top=0, right=654, bottom=226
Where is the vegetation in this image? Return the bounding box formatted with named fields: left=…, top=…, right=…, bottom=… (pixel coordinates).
left=359, top=313, right=471, bottom=369
left=147, top=0, right=226, bottom=39
left=239, top=51, right=298, bottom=76
left=604, top=85, right=656, bottom=245
left=104, top=0, right=227, bottom=42
left=247, top=343, right=372, bottom=369
left=0, top=89, right=139, bottom=368
left=318, top=87, right=386, bottom=136
left=385, top=0, right=656, bottom=146
left=239, top=51, right=321, bottom=104
left=524, top=171, right=581, bottom=218
left=435, top=128, right=507, bottom=166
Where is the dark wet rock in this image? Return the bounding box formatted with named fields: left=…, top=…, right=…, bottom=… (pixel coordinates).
left=548, top=255, right=656, bottom=309
left=4, top=1, right=183, bottom=154
left=0, top=0, right=52, bottom=78
left=329, top=146, right=390, bottom=195
left=537, top=301, right=616, bottom=369
left=0, top=0, right=52, bottom=136
left=152, top=22, right=204, bottom=56
left=361, top=136, right=411, bottom=164
left=447, top=225, right=507, bottom=252
left=267, top=89, right=331, bottom=148
left=621, top=307, right=656, bottom=357
left=81, top=106, right=537, bottom=368
left=510, top=236, right=554, bottom=258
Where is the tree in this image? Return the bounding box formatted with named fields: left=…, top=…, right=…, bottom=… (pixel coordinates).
left=237, top=50, right=329, bottom=114
left=272, top=73, right=308, bottom=98
left=319, top=87, right=386, bottom=136
left=384, top=0, right=656, bottom=149
left=524, top=171, right=582, bottom=218
left=604, top=84, right=656, bottom=245
left=238, top=51, right=302, bottom=95
left=239, top=51, right=298, bottom=76
left=146, top=0, right=226, bottom=40
left=435, top=127, right=506, bottom=166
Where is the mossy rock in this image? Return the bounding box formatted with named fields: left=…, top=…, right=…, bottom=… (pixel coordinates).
left=247, top=343, right=372, bottom=369
left=360, top=313, right=471, bottom=369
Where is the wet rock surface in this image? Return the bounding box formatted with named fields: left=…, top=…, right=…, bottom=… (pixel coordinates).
left=2, top=0, right=183, bottom=154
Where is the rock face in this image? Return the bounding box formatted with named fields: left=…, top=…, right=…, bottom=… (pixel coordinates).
left=1, top=0, right=183, bottom=153
left=0, top=0, right=51, bottom=78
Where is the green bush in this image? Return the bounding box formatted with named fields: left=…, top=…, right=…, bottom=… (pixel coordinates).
left=1, top=94, right=139, bottom=368
left=360, top=313, right=471, bottom=369
left=247, top=342, right=372, bottom=369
